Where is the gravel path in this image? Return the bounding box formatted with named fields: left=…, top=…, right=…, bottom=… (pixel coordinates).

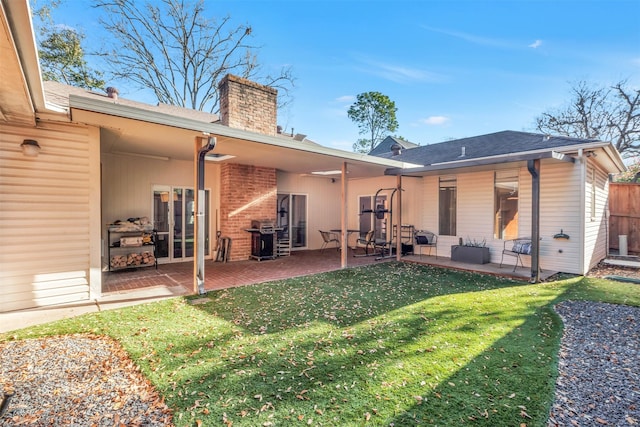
left=0, top=335, right=172, bottom=426
left=1, top=301, right=638, bottom=426
left=548, top=301, right=640, bottom=426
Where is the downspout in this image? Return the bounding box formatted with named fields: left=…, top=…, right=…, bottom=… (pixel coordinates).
left=396, top=174, right=402, bottom=261
left=340, top=162, right=348, bottom=269
left=527, top=159, right=541, bottom=283
left=196, top=136, right=216, bottom=295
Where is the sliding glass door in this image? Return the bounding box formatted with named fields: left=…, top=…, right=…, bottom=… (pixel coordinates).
left=277, top=193, right=307, bottom=249
left=153, top=186, right=209, bottom=262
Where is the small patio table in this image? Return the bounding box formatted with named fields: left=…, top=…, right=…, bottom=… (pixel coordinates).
left=330, top=229, right=360, bottom=249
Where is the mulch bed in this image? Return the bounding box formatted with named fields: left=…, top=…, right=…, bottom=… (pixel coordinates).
left=586, top=259, right=640, bottom=281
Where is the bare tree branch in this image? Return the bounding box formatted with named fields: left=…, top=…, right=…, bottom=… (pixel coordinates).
left=94, top=0, right=294, bottom=114
left=536, top=80, right=640, bottom=157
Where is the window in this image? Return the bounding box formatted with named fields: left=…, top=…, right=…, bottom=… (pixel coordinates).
left=589, top=166, right=596, bottom=221
left=439, top=176, right=456, bottom=236
left=494, top=171, right=519, bottom=240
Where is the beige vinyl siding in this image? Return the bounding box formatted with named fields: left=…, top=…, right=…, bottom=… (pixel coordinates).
left=101, top=154, right=207, bottom=223
left=101, top=153, right=219, bottom=262
left=278, top=172, right=422, bottom=249
left=419, top=176, right=438, bottom=233
left=584, top=160, right=609, bottom=272
left=277, top=172, right=342, bottom=249
left=538, top=159, right=583, bottom=274
left=0, top=122, right=99, bottom=312
left=456, top=171, right=502, bottom=259
left=409, top=162, right=586, bottom=274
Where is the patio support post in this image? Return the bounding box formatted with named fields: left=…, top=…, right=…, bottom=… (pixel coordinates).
left=396, top=174, right=402, bottom=261
left=195, top=136, right=216, bottom=294
left=528, top=159, right=541, bottom=283
left=340, top=162, right=348, bottom=268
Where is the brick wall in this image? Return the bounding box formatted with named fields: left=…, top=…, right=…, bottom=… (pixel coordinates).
left=220, top=163, right=277, bottom=260
left=218, top=74, right=278, bottom=136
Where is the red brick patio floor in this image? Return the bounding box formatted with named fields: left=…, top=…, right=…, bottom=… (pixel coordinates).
left=102, top=248, right=384, bottom=294
left=103, top=248, right=556, bottom=295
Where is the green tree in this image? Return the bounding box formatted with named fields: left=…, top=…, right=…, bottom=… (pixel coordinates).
left=39, top=28, right=105, bottom=90
left=614, top=157, right=640, bottom=182
left=347, top=92, right=398, bottom=153
left=94, top=0, right=294, bottom=113
left=32, top=0, right=104, bottom=90
left=535, top=80, right=640, bottom=157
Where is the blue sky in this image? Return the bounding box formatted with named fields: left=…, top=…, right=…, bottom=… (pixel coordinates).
left=49, top=0, right=640, bottom=151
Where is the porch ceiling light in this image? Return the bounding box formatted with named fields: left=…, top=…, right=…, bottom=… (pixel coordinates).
left=21, top=139, right=41, bottom=157
left=205, top=153, right=236, bottom=162
left=311, top=170, right=343, bottom=175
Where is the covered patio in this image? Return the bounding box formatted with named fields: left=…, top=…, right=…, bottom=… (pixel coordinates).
left=102, top=250, right=559, bottom=296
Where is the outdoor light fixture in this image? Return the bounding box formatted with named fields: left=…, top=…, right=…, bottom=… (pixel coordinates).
left=21, top=139, right=40, bottom=157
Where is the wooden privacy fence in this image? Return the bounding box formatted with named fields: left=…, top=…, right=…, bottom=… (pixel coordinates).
left=609, top=183, right=640, bottom=254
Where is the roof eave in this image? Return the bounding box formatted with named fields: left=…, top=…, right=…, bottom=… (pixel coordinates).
left=69, top=94, right=419, bottom=169
left=385, top=150, right=575, bottom=176
left=3, top=0, right=46, bottom=112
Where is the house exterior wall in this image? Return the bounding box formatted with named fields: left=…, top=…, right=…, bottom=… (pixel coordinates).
left=407, top=161, right=589, bottom=274
left=276, top=172, right=342, bottom=250
left=537, top=160, right=583, bottom=274
left=100, top=153, right=220, bottom=264
left=0, top=121, right=101, bottom=312
left=346, top=175, right=423, bottom=239
left=457, top=171, right=495, bottom=250
left=584, top=158, right=610, bottom=273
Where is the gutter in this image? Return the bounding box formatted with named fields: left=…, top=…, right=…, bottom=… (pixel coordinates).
left=2, top=0, right=47, bottom=111
left=386, top=150, right=574, bottom=176
left=68, top=94, right=419, bottom=170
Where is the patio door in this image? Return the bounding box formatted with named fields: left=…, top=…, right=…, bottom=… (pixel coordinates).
left=358, top=194, right=387, bottom=240
left=153, top=186, right=210, bottom=263
left=277, top=193, right=307, bottom=249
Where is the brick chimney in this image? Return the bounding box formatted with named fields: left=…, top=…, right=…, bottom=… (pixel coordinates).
left=218, top=74, right=278, bottom=136
left=217, top=74, right=279, bottom=261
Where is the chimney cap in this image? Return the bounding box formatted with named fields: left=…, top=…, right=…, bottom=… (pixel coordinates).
left=106, top=87, right=119, bottom=99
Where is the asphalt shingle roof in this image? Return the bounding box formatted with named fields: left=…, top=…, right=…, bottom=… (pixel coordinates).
left=374, top=130, right=600, bottom=165
left=369, top=136, right=419, bottom=156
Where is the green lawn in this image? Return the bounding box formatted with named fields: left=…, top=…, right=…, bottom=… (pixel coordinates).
left=3, top=262, right=639, bottom=426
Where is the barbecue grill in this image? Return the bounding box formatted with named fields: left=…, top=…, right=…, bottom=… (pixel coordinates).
left=246, top=220, right=279, bottom=261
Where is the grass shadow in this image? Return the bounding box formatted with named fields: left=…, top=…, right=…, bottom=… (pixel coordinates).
left=192, top=262, right=529, bottom=334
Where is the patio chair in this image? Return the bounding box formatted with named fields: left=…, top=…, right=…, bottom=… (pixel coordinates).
left=500, top=237, right=532, bottom=272
left=319, top=230, right=340, bottom=251
left=414, top=230, right=437, bottom=259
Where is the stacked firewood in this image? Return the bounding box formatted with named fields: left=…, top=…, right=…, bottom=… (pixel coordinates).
left=110, top=255, right=128, bottom=269
left=110, top=251, right=156, bottom=269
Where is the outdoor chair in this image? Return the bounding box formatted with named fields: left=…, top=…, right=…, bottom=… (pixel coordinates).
left=319, top=230, right=340, bottom=251
left=414, top=230, right=437, bottom=259
left=500, top=237, right=532, bottom=271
